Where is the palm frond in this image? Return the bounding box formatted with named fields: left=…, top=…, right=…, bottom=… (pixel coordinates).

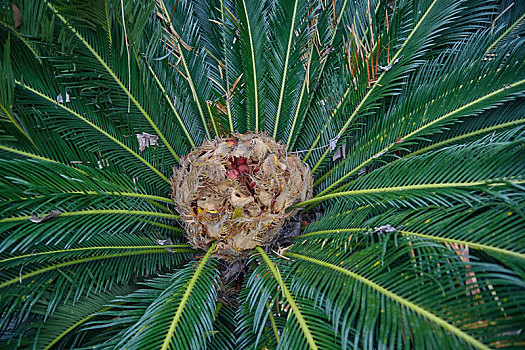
left=285, top=236, right=525, bottom=348
left=84, top=244, right=218, bottom=349
left=264, top=0, right=311, bottom=140
left=0, top=231, right=192, bottom=337
left=1, top=0, right=524, bottom=348
left=237, top=250, right=343, bottom=350
left=156, top=0, right=214, bottom=140
left=315, top=29, right=524, bottom=195
left=236, top=0, right=267, bottom=132
left=25, top=285, right=135, bottom=350
left=46, top=0, right=182, bottom=162
left=299, top=130, right=524, bottom=208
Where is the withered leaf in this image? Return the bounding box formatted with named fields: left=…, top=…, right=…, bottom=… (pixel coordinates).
left=12, top=3, right=21, bottom=28
left=29, top=210, right=62, bottom=223
left=156, top=238, right=174, bottom=252
left=373, top=225, right=396, bottom=234
left=136, top=132, right=159, bottom=152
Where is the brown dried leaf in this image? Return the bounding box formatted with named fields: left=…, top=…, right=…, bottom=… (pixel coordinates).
left=231, top=190, right=254, bottom=207
left=12, top=3, right=21, bottom=28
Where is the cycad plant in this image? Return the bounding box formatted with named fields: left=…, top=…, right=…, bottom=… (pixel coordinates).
left=1, top=0, right=524, bottom=348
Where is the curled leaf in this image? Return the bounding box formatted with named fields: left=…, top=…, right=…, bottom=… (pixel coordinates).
left=12, top=3, right=21, bottom=28
left=29, top=210, right=62, bottom=223
left=156, top=238, right=174, bottom=252
left=136, top=132, right=158, bottom=152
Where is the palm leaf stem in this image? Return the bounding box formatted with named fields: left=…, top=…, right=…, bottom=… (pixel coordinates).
left=399, top=230, right=524, bottom=260
left=45, top=1, right=181, bottom=162
left=175, top=43, right=211, bottom=139
left=146, top=64, right=196, bottom=148
left=1, top=244, right=192, bottom=263
left=299, top=228, right=364, bottom=238
left=266, top=301, right=280, bottom=343
left=238, top=0, right=259, bottom=132
left=404, top=118, right=525, bottom=158
left=146, top=200, right=173, bottom=213
left=0, top=209, right=180, bottom=223
left=157, top=0, right=212, bottom=139
left=0, top=144, right=85, bottom=173
left=304, top=0, right=439, bottom=171
left=287, top=0, right=349, bottom=150
left=17, top=192, right=174, bottom=204
left=255, top=246, right=318, bottom=350
left=286, top=47, right=311, bottom=151
left=220, top=0, right=235, bottom=133
left=314, top=79, right=525, bottom=194
left=285, top=252, right=490, bottom=350
left=43, top=306, right=112, bottom=350
left=142, top=220, right=184, bottom=233
left=299, top=228, right=523, bottom=259
left=0, top=103, right=36, bottom=147
left=295, top=179, right=525, bottom=207
left=15, top=81, right=171, bottom=184
left=160, top=241, right=217, bottom=350
left=207, top=102, right=220, bottom=138
left=272, top=0, right=299, bottom=139
left=487, top=12, right=525, bottom=52
left=0, top=249, right=193, bottom=289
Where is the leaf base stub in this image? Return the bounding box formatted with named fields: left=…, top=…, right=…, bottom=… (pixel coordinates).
left=171, top=133, right=313, bottom=260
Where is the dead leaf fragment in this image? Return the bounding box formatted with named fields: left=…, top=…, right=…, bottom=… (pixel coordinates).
left=156, top=238, right=174, bottom=252
left=29, top=210, right=62, bottom=223
left=136, top=132, right=159, bottom=152
left=12, top=3, right=21, bottom=28
left=56, top=91, right=70, bottom=104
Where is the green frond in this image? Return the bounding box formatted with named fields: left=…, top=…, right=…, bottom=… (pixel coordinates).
left=0, top=36, right=33, bottom=146
left=84, top=244, right=218, bottom=349
left=236, top=259, right=281, bottom=349
left=257, top=247, right=318, bottom=349
left=207, top=303, right=237, bottom=350
left=264, top=0, right=311, bottom=140
left=285, top=237, right=525, bottom=349
left=1, top=0, right=524, bottom=348
left=46, top=0, right=182, bottom=162
left=302, top=0, right=464, bottom=169
left=237, top=250, right=343, bottom=350
left=0, top=231, right=192, bottom=339
left=300, top=129, right=525, bottom=208
left=314, top=29, right=524, bottom=195
left=26, top=285, right=135, bottom=350
left=0, top=159, right=182, bottom=255
left=236, top=0, right=267, bottom=132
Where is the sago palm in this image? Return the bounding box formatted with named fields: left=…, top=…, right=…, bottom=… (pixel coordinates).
left=1, top=0, right=524, bottom=348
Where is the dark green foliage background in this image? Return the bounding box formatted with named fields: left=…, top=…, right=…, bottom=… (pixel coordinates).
left=0, top=0, right=524, bottom=349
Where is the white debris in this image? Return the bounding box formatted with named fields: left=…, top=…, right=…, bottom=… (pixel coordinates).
left=136, top=132, right=159, bottom=152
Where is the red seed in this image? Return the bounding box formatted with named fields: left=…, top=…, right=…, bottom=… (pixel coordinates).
left=253, top=167, right=260, bottom=173
left=302, top=220, right=308, bottom=227
left=229, top=157, right=235, bottom=164
left=250, top=181, right=256, bottom=188
left=227, top=169, right=239, bottom=179
left=236, top=157, right=246, bottom=166
left=238, top=164, right=249, bottom=173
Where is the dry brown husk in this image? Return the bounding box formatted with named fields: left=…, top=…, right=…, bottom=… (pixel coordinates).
left=171, top=133, right=313, bottom=260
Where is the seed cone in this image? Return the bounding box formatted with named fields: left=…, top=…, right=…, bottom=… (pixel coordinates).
left=171, top=133, right=313, bottom=260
